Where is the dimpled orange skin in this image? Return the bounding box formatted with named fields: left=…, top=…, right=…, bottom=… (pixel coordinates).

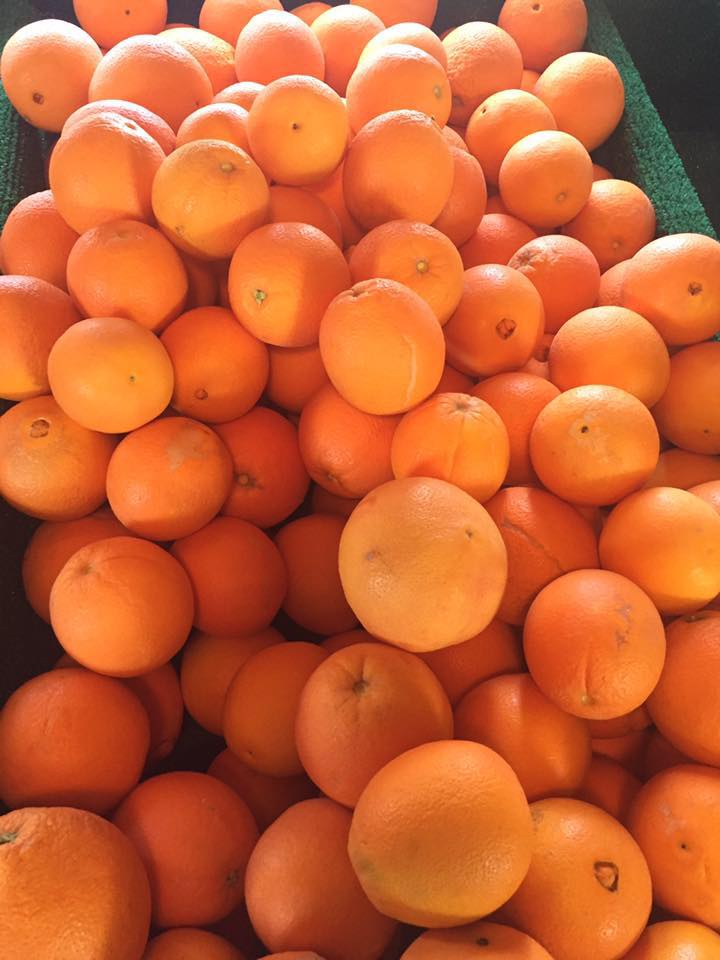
left=647, top=612, right=720, bottom=766
left=89, top=35, right=213, bottom=133
left=50, top=536, right=194, bottom=678
left=620, top=233, right=720, bottom=346
left=74, top=0, right=168, bottom=50
left=690, top=480, right=720, bottom=515
left=359, top=23, right=448, bottom=70
left=143, top=928, right=244, bottom=960
left=0, top=275, right=81, bottom=403
left=499, top=130, right=593, bottom=228
left=627, top=765, right=720, bottom=928
left=598, top=486, right=720, bottom=615
left=577, top=755, right=641, bottom=824
left=455, top=672, right=592, bottom=801
left=228, top=222, right=351, bottom=348
left=523, top=569, right=666, bottom=721
left=176, top=103, right=250, bottom=150
left=152, top=139, right=270, bottom=261
left=432, top=147, right=488, bottom=248
left=338, top=477, right=508, bottom=653
left=319, top=279, right=445, bottom=416
left=343, top=110, right=455, bottom=230
left=400, top=920, right=554, bottom=959
left=64, top=99, right=177, bottom=155
left=0, top=806, right=152, bottom=960
left=311, top=6, right=385, bottom=97
left=0, top=19, right=101, bottom=133
left=643, top=449, right=720, bottom=491
left=348, top=739, right=533, bottom=927
left=0, top=396, right=116, bottom=522
left=443, top=264, right=546, bottom=378
left=502, top=798, right=652, bottom=960
left=268, top=186, right=343, bottom=247
left=0, top=191, right=79, bottom=291
left=199, top=0, right=283, bottom=46
left=621, top=921, right=720, bottom=960
left=214, top=80, right=265, bottom=109
left=442, top=21, right=523, bottom=126
left=529, top=384, right=660, bottom=506
left=49, top=112, right=165, bottom=235
left=234, top=10, right=325, bottom=85
left=158, top=27, right=237, bottom=95
left=247, top=76, right=349, bottom=187
left=653, top=342, right=720, bottom=455
left=498, top=0, right=588, bottom=71
left=459, top=214, right=538, bottom=269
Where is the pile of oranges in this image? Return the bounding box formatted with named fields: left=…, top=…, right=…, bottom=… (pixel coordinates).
left=1, top=0, right=720, bottom=957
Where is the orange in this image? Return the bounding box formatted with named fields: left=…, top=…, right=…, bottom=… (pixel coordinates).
left=599, top=261, right=629, bottom=308
left=143, top=928, right=243, bottom=960
left=299, top=386, right=400, bottom=499
left=483, top=486, right=599, bottom=625
left=125, top=664, right=183, bottom=763
left=442, top=22, right=523, bottom=126
left=0, top=396, right=115, bottom=521
left=224, top=641, right=327, bottom=776
left=306, top=161, right=365, bottom=248
left=319, top=279, right=445, bottom=415
left=459, top=213, right=538, bottom=268
left=472, top=372, right=560, bottom=484
left=296, top=641, right=453, bottom=806
left=498, top=0, right=588, bottom=70
left=346, top=44, right=451, bottom=134
left=534, top=52, right=625, bottom=151
left=0, top=18, right=101, bottom=132
left=66, top=220, right=189, bottom=333
left=22, top=510, right=127, bottom=623
left=523, top=569, right=666, bottom=720
left=592, top=729, right=652, bottom=775
left=228, top=223, right=350, bottom=347
left=443, top=264, right=545, bottom=377
left=47, top=317, right=174, bottom=434
left=627, top=764, right=720, bottom=928
left=442, top=124, right=468, bottom=150
left=654, top=342, right=720, bottom=454
left=159, top=27, right=236, bottom=94
left=214, top=80, right=264, bottom=110
left=621, top=233, right=720, bottom=346
left=246, top=798, right=397, bottom=959
left=0, top=667, right=149, bottom=813
left=275, top=514, right=357, bottom=635
left=465, top=89, right=557, bottom=186
left=50, top=535, right=194, bottom=676
left=266, top=343, right=330, bottom=414
left=268, top=186, right=343, bottom=247
left=690, top=479, right=720, bottom=515
left=106, top=417, right=233, bottom=540
left=352, top=0, right=437, bottom=26
left=152, top=139, right=270, bottom=260
left=235, top=10, right=324, bottom=84
left=64, top=98, right=177, bottom=154
left=338, top=477, right=507, bottom=652
left=343, top=109, right=454, bottom=229
left=161, top=306, right=268, bottom=423
left=208, top=748, right=315, bottom=830
left=622, top=921, right=720, bottom=960
left=419, top=619, right=523, bottom=705
left=74, top=0, right=167, bottom=48
left=435, top=364, right=474, bottom=394
left=215, top=408, right=309, bottom=526
left=199, top=0, right=283, bottom=45
left=113, top=771, right=258, bottom=927
left=176, top=103, right=250, bottom=149
left=171, top=516, right=287, bottom=636
left=0, top=275, right=81, bottom=403
left=0, top=191, right=78, bottom=291
left=548, top=306, right=670, bottom=407
left=508, top=233, right=601, bottom=333
left=349, top=220, right=464, bottom=325
left=588, top=705, right=652, bottom=740
left=499, top=130, right=593, bottom=228
left=520, top=68, right=540, bottom=91
left=563, top=179, right=656, bottom=270
left=349, top=739, right=532, bottom=926
left=49, top=111, right=165, bottom=234
left=247, top=76, right=348, bottom=186
left=181, top=628, right=283, bottom=735
left=360, top=23, right=448, bottom=68
left=455, top=672, right=591, bottom=801
left=529, top=385, right=660, bottom=505
left=0, top=806, right=151, bottom=960
left=401, top=921, right=553, bottom=959
left=89, top=35, right=213, bottom=132
left=643, top=448, right=720, bottom=490
left=432, top=147, right=488, bottom=247
left=503, top=797, right=652, bottom=960
left=293, top=2, right=331, bottom=25
left=311, top=6, right=384, bottom=96
left=321, top=629, right=376, bottom=652
left=647, top=611, right=720, bottom=766
left=577, top=755, right=641, bottom=824
left=598, top=486, right=720, bottom=615
left=390, top=392, right=510, bottom=502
